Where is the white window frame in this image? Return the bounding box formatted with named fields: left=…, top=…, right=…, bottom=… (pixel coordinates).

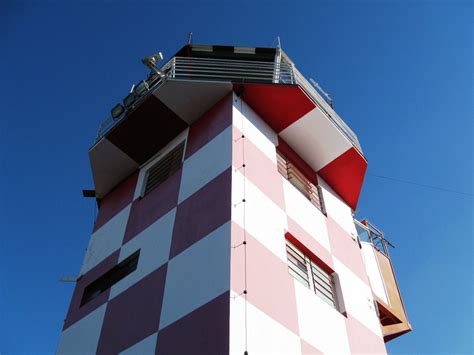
left=133, top=128, right=189, bottom=199
left=286, top=240, right=342, bottom=311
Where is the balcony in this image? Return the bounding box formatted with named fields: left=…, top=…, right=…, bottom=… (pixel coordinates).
left=89, top=44, right=367, bottom=209
left=94, top=53, right=362, bottom=154
left=355, top=220, right=412, bottom=341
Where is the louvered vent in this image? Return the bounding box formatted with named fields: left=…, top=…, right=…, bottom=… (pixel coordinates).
left=277, top=150, right=326, bottom=215
left=144, top=141, right=185, bottom=195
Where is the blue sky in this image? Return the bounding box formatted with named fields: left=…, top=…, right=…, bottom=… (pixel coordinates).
left=1, top=1, right=472, bottom=353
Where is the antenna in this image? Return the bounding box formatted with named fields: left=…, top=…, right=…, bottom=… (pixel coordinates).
left=310, top=78, right=333, bottom=108
left=272, top=35, right=282, bottom=48
left=59, top=276, right=78, bottom=283
left=187, top=32, right=193, bottom=45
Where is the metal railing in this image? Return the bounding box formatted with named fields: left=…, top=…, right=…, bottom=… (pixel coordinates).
left=355, top=219, right=395, bottom=257
left=94, top=55, right=362, bottom=154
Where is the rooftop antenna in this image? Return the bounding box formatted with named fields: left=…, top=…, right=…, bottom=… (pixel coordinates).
left=141, top=52, right=165, bottom=78
left=272, top=35, right=281, bottom=49
left=310, top=78, right=334, bottom=108
left=187, top=32, right=193, bottom=45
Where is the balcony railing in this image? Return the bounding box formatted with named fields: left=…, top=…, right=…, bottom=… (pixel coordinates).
left=94, top=55, right=362, bottom=154
left=355, top=219, right=395, bottom=257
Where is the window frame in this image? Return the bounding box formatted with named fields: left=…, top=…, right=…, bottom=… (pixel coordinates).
left=285, top=237, right=343, bottom=312
left=133, top=129, right=189, bottom=199
left=276, top=149, right=327, bottom=216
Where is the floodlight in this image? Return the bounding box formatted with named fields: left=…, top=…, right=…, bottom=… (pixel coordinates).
left=134, top=80, right=149, bottom=97
left=111, top=104, right=125, bottom=119
left=141, top=52, right=166, bottom=78
left=123, top=92, right=136, bottom=108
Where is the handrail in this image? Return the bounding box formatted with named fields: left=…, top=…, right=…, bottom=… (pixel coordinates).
left=93, top=55, right=362, bottom=154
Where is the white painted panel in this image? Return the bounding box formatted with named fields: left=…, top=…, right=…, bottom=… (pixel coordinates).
left=56, top=304, right=106, bottom=354
left=109, top=209, right=176, bottom=299
left=229, top=291, right=301, bottom=355
left=134, top=129, right=188, bottom=200
left=119, top=332, right=157, bottom=355
left=294, top=280, right=351, bottom=354
left=154, top=80, right=232, bottom=124
left=178, top=126, right=232, bottom=203
left=159, top=222, right=231, bottom=329
left=279, top=107, right=351, bottom=172
left=333, top=258, right=383, bottom=338
left=233, top=94, right=279, bottom=164
left=282, top=178, right=331, bottom=252
left=80, top=205, right=131, bottom=275
left=232, top=170, right=288, bottom=263
left=318, top=176, right=358, bottom=238
left=89, top=138, right=139, bottom=198
left=361, top=242, right=390, bottom=305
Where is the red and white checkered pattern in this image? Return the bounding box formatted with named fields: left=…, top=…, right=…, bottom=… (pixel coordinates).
left=57, top=93, right=386, bottom=354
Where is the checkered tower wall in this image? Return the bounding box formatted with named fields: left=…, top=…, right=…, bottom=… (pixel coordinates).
left=229, top=94, right=387, bottom=354
left=57, top=92, right=386, bottom=354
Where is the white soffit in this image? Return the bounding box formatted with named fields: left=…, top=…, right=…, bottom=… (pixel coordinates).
left=154, top=79, right=233, bottom=125
left=280, top=106, right=352, bottom=171
left=89, top=138, right=139, bottom=197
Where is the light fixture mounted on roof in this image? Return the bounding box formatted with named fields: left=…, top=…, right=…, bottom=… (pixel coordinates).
left=141, top=52, right=166, bottom=78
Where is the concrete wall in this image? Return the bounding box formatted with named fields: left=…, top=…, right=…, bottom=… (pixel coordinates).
left=229, top=93, right=386, bottom=355
left=58, top=94, right=234, bottom=354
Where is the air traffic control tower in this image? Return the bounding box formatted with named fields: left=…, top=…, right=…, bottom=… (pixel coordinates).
left=57, top=43, right=411, bottom=354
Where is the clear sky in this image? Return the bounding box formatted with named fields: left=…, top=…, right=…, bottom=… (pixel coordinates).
left=1, top=1, right=472, bottom=354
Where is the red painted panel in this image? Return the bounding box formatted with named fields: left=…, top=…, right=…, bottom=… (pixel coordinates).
left=93, top=172, right=138, bottom=233
left=63, top=250, right=119, bottom=330
left=97, top=264, right=167, bottom=354
left=185, top=93, right=233, bottom=159
left=318, top=147, right=368, bottom=210
left=236, top=83, right=316, bottom=133
left=155, top=291, right=229, bottom=355
left=123, top=169, right=182, bottom=244
left=169, top=168, right=232, bottom=259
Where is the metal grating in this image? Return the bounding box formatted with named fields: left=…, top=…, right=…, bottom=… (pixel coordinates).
left=277, top=150, right=326, bottom=215
left=144, top=141, right=185, bottom=196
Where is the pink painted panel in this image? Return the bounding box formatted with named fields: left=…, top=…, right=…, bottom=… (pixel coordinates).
left=231, top=222, right=299, bottom=335
left=287, top=217, right=334, bottom=271
left=232, top=125, right=285, bottom=210
left=326, top=217, right=369, bottom=285
left=300, top=339, right=324, bottom=355
left=345, top=313, right=387, bottom=354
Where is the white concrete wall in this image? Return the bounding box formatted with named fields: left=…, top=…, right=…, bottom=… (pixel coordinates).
left=361, top=242, right=390, bottom=305
left=318, top=176, right=358, bottom=238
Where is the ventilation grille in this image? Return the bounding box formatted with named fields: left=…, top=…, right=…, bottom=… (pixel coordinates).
left=144, top=142, right=185, bottom=195
left=277, top=150, right=326, bottom=215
